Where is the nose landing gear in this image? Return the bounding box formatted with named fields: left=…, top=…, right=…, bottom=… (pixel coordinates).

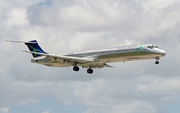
left=155, top=57, right=160, bottom=64
left=155, top=60, right=159, bottom=64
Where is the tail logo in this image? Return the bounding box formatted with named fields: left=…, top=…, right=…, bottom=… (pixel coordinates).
left=29, top=45, right=43, bottom=53
left=29, top=45, right=44, bottom=57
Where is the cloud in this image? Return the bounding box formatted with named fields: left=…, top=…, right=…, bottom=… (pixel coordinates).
left=137, top=76, right=180, bottom=98
left=110, top=101, right=157, bottom=113
left=41, top=109, right=51, bottom=113
left=6, top=7, right=29, bottom=27
left=28, top=0, right=138, bottom=32
left=0, top=107, right=10, bottom=113
left=0, top=0, right=180, bottom=113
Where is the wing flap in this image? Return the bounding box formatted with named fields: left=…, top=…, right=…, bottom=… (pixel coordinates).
left=80, top=62, right=114, bottom=68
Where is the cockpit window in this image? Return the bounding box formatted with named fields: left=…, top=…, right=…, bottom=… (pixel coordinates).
left=147, top=45, right=159, bottom=49
left=154, top=46, right=159, bottom=48
left=147, top=46, right=153, bottom=49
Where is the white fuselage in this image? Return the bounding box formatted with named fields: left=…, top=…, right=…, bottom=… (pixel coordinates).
left=31, top=45, right=166, bottom=68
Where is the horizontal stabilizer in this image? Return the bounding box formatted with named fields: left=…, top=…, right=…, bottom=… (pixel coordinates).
left=5, top=40, right=37, bottom=44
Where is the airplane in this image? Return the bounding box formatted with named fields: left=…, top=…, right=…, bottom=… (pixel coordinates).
left=7, top=40, right=166, bottom=74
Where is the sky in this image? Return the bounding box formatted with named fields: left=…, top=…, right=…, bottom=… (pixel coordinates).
left=0, top=0, right=180, bottom=113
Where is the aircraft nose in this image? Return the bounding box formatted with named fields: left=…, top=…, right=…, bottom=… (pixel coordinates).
left=160, top=50, right=166, bottom=56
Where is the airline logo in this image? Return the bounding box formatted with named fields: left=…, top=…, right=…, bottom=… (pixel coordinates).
left=135, top=45, right=145, bottom=53
left=29, top=45, right=43, bottom=53
left=28, top=45, right=44, bottom=57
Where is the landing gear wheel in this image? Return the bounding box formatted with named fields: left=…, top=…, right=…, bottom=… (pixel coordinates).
left=87, top=68, right=93, bottom=74
left=155, top=60, right=159, bottom=64
left=73, top=66, right=79, bottom=71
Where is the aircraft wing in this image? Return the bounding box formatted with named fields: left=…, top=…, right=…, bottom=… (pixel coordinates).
left=23, top=51, right=94, bottom=62
left=23, top=51, right=113, bottom=68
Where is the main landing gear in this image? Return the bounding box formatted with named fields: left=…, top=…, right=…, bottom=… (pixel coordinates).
left=87, top=68, right=93, bottom=74
left=73, top=66, right=93, bottom=74
left=73, top=66, right=79, bottom=71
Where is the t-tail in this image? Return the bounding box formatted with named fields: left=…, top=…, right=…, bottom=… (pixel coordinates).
left=25, top=40, right=47, bottom=58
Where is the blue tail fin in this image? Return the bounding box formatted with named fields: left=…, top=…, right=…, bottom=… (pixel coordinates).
left=25, top=40, right=47, bottom=58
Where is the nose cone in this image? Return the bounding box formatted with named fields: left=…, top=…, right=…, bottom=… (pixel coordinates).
left=160, top=50, right=166, bottom=57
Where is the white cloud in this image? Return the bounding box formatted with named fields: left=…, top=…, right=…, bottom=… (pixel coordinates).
left=142, top=0, right=180, bottom=12
left=111, top=101, right=157, bottom=113
left=137, top=76, right=180, bottom=97
left=28, top=0, right=134, bottom=31
left=6, top=7, right=29, bottom=27
left=85, top=101, right=157, bottom=113
left=41, top=109, right=51, bottom=113
left=0, top=107, right=10, bottom=113
left=0, top=0, right=180, bottom=113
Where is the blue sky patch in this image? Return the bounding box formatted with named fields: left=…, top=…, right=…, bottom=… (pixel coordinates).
left=165, top=103, right=180, bottom=113
left=37, top=0, right=52, bottom=6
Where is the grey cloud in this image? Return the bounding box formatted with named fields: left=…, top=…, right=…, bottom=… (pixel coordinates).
left=1, top=0, right=180, bottom=113
left=28, top=0, right=143, bottom=32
